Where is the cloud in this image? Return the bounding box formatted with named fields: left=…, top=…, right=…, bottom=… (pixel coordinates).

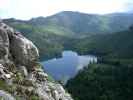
left=0, top=0, right=9, bottom=8
left=124, top=1, right=133, bottom=12
left=0, top=0, right=132, bottom=19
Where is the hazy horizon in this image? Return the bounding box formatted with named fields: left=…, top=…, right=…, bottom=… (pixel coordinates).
left=0, top=0, right=133, bottom=20
left=1, top=11, right=133, bottom=21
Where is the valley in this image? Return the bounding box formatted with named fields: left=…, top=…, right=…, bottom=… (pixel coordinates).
left=2, top=11, right=133, bottom=100
left=3, top=11, right=133, bottom=60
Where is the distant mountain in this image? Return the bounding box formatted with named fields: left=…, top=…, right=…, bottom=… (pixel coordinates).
left=28, top=11, right=133, bottom=35
left=3, top=11, right=133, bottom=59
left=4, top=11, right=133, bottom=36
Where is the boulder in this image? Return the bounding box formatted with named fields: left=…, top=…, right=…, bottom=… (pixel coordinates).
left=18, top=66, right=28, bottom=77
left=10, top=32, right=39, bottom=70
left=0, top=22, right=39, bottom=70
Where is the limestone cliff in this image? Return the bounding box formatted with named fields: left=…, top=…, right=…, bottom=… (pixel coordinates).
left=0, top=20, right=73, bottom=100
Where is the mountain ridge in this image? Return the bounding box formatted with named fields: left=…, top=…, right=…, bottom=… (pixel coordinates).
left=3, top=11, right=133, bottom=60
left=4, top=11, right=133, bottom=35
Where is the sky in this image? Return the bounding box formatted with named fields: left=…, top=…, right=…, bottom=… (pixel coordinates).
left=0, top=0, right=133, bottom=20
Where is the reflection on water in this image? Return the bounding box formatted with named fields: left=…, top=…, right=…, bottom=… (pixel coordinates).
left=42, top=51, right=97, bottom=83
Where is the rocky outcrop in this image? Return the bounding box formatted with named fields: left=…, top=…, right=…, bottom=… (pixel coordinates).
left=0, top=90, right=15, bottom=100
left=0, top=22, right=39, bottom=70
left=10, top=32, right=39, bottom=70
left=0, top=20, right=73, bottom=100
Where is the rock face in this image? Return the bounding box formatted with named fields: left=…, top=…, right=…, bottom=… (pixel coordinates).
left=0, top=24, right=10, bottom=64
left=0, top=21, right=73, bottom=100
left=10, top=31, right=39, bottom=69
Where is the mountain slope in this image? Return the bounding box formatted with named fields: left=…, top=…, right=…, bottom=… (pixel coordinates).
left=66, top=27, right=133, bottom=100
left=4, top=11, right=133, bottom=36
left=66, top=63, right=133, bottom=100
left=70, top=28, right=133, bottom=60
left=29, top=11, right=133, bottom=34
left=3, top=11, right=133, bottom=60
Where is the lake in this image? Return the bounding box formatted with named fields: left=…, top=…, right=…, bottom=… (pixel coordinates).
left=42, top=51, right=97, bottom=83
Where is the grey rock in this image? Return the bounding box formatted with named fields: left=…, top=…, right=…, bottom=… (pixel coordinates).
left=0, top=22, right=39, bottom=70
left=35, top=81, right=73, bottom=100
left=0, top=90, right=15, bottom=100
left=0, top=19, right=2, bottom=23
left=0, top=28, right=10, bottom=64
left=52, top=90, right=59, bottom=100
left=0, top=64, right=12, bottom=80
left=0, top=22, right=73, bottom=100
left=10, top=32, right=39, bottom=69
left=35, top=70, right=48, bottom=82
left=18, top=66, right=28, bottom=77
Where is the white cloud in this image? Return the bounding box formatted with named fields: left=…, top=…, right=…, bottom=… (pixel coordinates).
left=123, top=1, right=133, bottom=12
left=0, top=0, right=132, bottom=20
left=0, top=0, right=10, bottom=8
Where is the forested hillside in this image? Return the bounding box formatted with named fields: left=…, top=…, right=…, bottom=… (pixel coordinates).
left=66, top=63, right=133, bottom=100
left=66, top=27, right=133, bottom=100
left=3, top=12, right=133, bottom=60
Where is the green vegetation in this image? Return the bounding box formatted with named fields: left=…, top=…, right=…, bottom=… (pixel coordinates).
left=67, top=28, right=133, bottom=59
left=66, top=63, right=133, bottom=100
left=0, top=80, right=16, bottom=94
left=3, top=12, right=133, bottom=60
left=65, top=28, right=133, bottom=100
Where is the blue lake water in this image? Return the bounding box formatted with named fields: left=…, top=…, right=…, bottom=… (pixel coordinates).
left=42, top=51, right=97, bottom=83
